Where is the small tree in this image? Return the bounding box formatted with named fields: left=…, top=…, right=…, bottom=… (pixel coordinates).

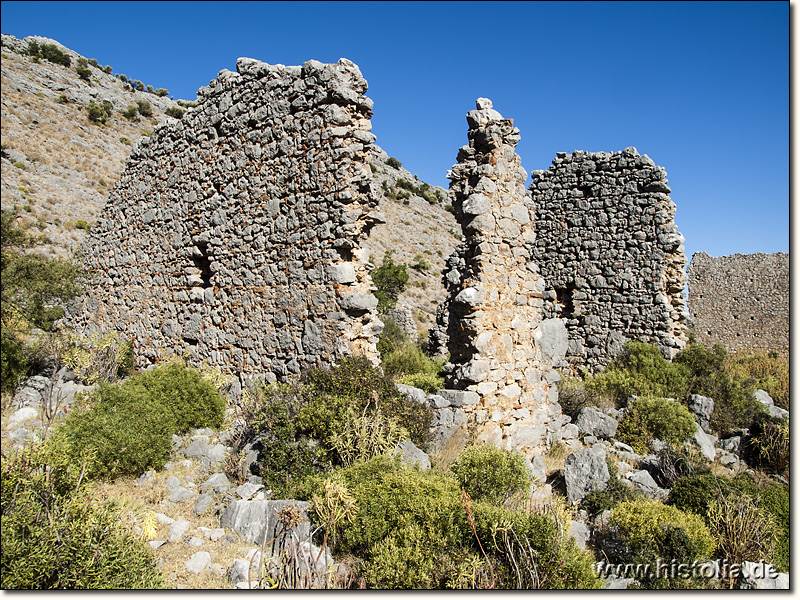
left=386, top=157, right=402, bottom=169
left=121, top=104, right=139, bottom=120
left=75, top=66, right=91, bottom=81
left=371, top=251, right=408, bottom=311
left=136, top=99, right=153, bottom=117
left=155, top=88, right=169, bottom=97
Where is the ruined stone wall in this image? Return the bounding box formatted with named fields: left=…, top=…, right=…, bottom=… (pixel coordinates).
left=687, top=252, right=789, bottom=355
left=436, top=99, right=569, bottom=455
left=529, top=148, right=688, bottom=372
left=69, top=57, right=384, bottom=391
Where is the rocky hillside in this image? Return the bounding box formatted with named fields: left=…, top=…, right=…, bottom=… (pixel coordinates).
left=0, top=33, right=458, bottom=334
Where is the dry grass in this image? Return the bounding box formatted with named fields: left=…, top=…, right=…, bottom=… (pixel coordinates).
left=542, top=441, right=570, bottom=475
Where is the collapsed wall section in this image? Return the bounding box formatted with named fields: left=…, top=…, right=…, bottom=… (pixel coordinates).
left=436, top=99, right=569, bottom=454
left=529, top=148, right=688, bottom=372
left=687, top=252, right=788, bottom=355
left=69, top=57, right=384, bottom=390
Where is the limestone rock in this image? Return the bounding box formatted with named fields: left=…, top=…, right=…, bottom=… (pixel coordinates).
left=575, top=407, right=618, bottom=439
left=564, top=446, right=609, bottom=503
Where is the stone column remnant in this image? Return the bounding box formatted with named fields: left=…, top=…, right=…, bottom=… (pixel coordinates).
left=439, top=98, right=567, bottom=455
left=68, top=57, right=384, bottom=391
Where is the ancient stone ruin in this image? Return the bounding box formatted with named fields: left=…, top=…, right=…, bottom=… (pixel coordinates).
left=529, top=148, right=689, bottom=372
left=432, top=99, right=569, bottom=452
left=688, top=252, right=788, bottom=355
left=69, top=57, right=385, bottom=393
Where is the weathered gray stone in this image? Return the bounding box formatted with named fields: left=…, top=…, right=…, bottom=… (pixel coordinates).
left=395, top=383, right=427, bottom=405
left=169, top=519, right=191, bottom=543
left=575, top=407, right=618, bottom=439
left=394, top=439, right=430, bottom=470
left=219, top=499, right=311, bottom=545
left=689, top=394, right=714, bottom=433
left=569, top=520, right=591, bottom=550
left=564, top=446, right=609, bottom=503
left=193, top=493, right=215, bottom=516
left=186, top=551, right=212, bottom=574
left=691, top=427, right=716, bottom=462
left=535, top=318, right=569, bottom=364
left=436, top=389, right=479, bottom=407
left=235, top=482, right=264, bottom=500
left=200, top=472, right=231, bottom=494
left=754, top=389, right=788, bottom=419
left=170, top=486, right=198, bottom=503
left=625, top=469, right=668, bottom=500
left=739, top=561, right=789, bottom=589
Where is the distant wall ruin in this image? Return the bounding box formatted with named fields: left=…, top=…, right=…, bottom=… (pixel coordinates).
left=687, top=252, right=788, bottom=355
left=529, top=148, right=688, bottom=371
left=69, top=58, right=385, bottom=392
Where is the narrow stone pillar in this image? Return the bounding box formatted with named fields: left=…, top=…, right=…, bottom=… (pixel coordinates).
left=442, top=98, right=566, bottom=455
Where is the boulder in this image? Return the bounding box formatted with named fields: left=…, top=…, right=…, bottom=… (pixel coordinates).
left=624, top=469, right=668, bottom=500
left=575, top=407, right=618, bottom=439
left=220, top=499, right=311, bottom=545
left=691, top=427, right=717, bottom=462
left=394, top=439, right=430, bottom=470
left=688, top=394, right=714, bottom=433
left=395, top=383, right=428, bottom=405
left=186, top=551, right=212, bottom=574
left=564, top=446, right=609, bottom=503
left=169, top=519, right=191, bottom=543
left=753, top=389, right=789, bottom=419
left=569, top=520, right=591, bottom=550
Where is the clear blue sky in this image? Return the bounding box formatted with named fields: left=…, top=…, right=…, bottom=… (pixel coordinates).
left=1, top=1, right=789, bottom=262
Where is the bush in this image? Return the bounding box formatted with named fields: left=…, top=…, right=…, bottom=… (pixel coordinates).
left=586, top=341, right=689, bottom=405
left=121, top=104, right=139, bottom=120
left=27, top=41, right=71, bottom=67
left=376, top=317, right=407, bottom=356
left=386, top=156, right=402, bottom=169
left=396, top=371, right=444, bottom=393
left=582, top=460, right=641, bottom=516
left=75, top=66, right=91, bottom=81
left=164, top=106, right=185, bottom=119
left=155, top=88, right=169, bottom=97
left=667, top=473, right=732, bottom=518
left=609, top=499, right=717, bottom=564
left=1, top=439, right=162, bottom=588
left=616, top=396, right=697, bottom=454
left=371, top=252, right=409, bottom=311
left=56, top=361, right=225, bottom=479
left=450, top=445, right=529, bottom=504
left=744, top=414, right=789, bottom=474
left=136, top=99, right=153, bottom=117
left=726, top=350, right=788, bottom=410
left=675, top=342, right=765, bottom=436
left=128, top=361, right=226, bottom=431
left=86, top=101, right=112, bottom=124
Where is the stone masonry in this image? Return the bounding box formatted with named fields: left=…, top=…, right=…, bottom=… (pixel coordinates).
left=68, top=58, right=384, bottom=392
left=687, top=252, right=788, bottom=355
left=530, top=148, right=688, bottom=372
left=435, top=99, right=569, bottom=454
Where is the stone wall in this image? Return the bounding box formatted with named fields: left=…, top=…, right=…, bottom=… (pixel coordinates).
left=434, top=99, right=569, bottom=455
left=687, top=252, right=788, bottom=355
left=68, top=58, right=385, bottom=392
left=529, top=148, right=688, bottom=372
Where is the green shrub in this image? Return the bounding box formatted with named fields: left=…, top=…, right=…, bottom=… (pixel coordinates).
left=27, top=41, right=71, bottom=67
left=130, top=361, right=226, bottom=432
left=616, top=396, right=696, bottom=454
left=155, top=88, right=169, bottom=97
left=582, top=460, right=641, bottom=516
left=744, top=414, right=789, bottom=474
left=122, top=104, right=139, bottom=120
left=75, top=66, right=91, bottom=80
left=386, top=156, right=402, bottom=169
left=301, top=356, right=431, bottom=449
left=450, top=445, right=529, bottom=504
left=86, top=101, right=112, bottom=124
left=164, top=106, right=185, bottom=119
left=586, top=341, right=689, bottom=405
left=675, top=342, right=765, bottom=436
left=667, top=473, right=732, bottom=518
left=371, top=252, right=408, bottom=311
left=56, top=382, right=174, bottom=479
left=12, top=161, right=25, bottom=170
left=74, top=219, right=90, bottom=231
left=136, top=99, right=153, bottom=117
left=726, top=350, right=789, bottom=410
left=376, top=317, right=407, bottom=355
left=1, top=439, right=162, bottom=589
left=396, top=371, right=444, bottom=393
left=610, top=499, right=717, bottom=565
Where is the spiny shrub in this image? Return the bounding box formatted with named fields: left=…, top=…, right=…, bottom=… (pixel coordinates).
left=56, top=361, right=225, bottom=479
left=609, top=499, right=717, bottom=564
left=674, top=342, right=765, bottom=436
left=136, top=99, right=153, bottom=117
left=616, top=396, right=696, bottom=454
left=301, top=356, right=431, bottom=449
left=122, top=104, right=139, bottom=120
left=1, top=438, right=162, bottom=588
left=585, top=341, right=689, bottom=405
left=386, top=156, right=402, bottom=169
left=450, top=445, right=529, bottom=504
left=128, top=360, right=226, bottom=432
